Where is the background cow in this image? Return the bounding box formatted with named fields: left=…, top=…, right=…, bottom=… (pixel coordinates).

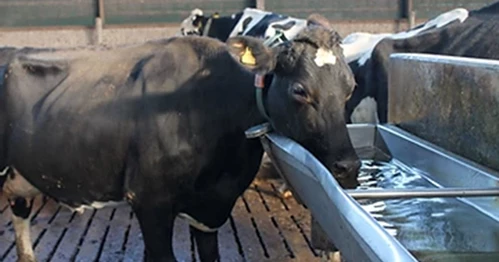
left=1, top=14, right=359, bottom=262
left=343, top=1, right=499, bottom=123
left=178, top=8, right=243, bottom=41
left=179, top=7, right=307, bottom=42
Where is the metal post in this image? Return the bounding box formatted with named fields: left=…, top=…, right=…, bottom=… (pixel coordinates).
left=98, top=0, right=105, bottom=22
left=94, top=18, right=103, bottom=45
left=94, top=0, right=105, bottom=45
left=407, top=0, right=415, bottom=29
left=346, top=187, right=499, bottom=200
left=256, top=0, right=265, bottom=10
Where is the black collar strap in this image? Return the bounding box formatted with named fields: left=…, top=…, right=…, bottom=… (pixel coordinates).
left=254, top=74, right=270, bottom=121
left=254, top=30, right=286, bottom=122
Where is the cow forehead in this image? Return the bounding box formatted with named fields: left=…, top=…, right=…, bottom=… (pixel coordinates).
left=314, top=47, right=337, bottom=67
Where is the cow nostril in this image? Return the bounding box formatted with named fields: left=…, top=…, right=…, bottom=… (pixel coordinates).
left=333, top=160, right=361, bottom=175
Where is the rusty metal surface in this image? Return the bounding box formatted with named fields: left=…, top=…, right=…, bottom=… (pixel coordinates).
left=0, top=179, right=319, bottom=262
left=388, top=53, right=499, bottom=173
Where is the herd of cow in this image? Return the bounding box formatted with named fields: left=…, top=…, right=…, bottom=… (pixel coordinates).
left=0, top=2, right=498, bottom=262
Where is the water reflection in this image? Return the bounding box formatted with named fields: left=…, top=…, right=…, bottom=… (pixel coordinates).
left=357, top=158, right=499, bottom=261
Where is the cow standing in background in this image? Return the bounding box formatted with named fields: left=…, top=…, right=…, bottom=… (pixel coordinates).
left=178, top=8, right=244, bottom=41
left=342, top=1, right=499, bottom=123
left=1, top=15, right=360, bottom=262
left=179, top=7, right=308, bottom=42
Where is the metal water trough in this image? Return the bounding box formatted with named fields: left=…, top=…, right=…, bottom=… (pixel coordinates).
left=246, top=123, right=499, bottom=262
left=245, top=53, right=499, bottom=261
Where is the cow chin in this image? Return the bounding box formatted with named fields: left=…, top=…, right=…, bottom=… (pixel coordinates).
left=327, top=160, right=361, bottom=190
left=335, top=172, right=360, bottom=189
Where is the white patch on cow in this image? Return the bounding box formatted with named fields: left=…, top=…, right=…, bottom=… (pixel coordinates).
left=2, top=168, right=40, bottom=199
left=262, top=17, right=307, bottom=43
left=0, top=166, right=9, bottom=176
left=178, top=8, right=204, bottom=36
left=314, top=47, right=337, bottom=67
left=344, top=8, right=469, bottom=66
left=178, top=212, right=219, bottom=233
left=228, top=8, right=307, bottom=42
left=350, top=97, right=379, bottom=123
left=340, top=33, right=392, bottom=63
left=69, top=200, right=126, bottom=214
left=229, top=8, right=268, bottom=37
left=12, top=213, right=35, bottom=261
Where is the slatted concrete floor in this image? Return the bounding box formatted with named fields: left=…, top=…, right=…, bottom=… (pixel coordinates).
left=0, top=179, right=320, bottom=262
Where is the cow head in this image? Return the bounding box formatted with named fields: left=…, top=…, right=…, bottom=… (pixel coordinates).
left=227, top=14, right=360, bottom=188
left=179, top=8, right=207, bottom=36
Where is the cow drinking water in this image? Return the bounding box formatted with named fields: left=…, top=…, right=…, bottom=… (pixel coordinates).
left=1, top=15, right=359, bottom=262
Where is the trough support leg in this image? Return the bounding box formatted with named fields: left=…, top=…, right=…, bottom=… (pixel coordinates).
left=311, top=216, right=342, bottom=262
left=190, top=226, right=220, bottom=262
left=10, top=197, right=35, bottom=262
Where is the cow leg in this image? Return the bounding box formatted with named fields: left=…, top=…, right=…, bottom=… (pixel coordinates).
left=133, top=205, right=176, bottom=262
left=10, top=198, right=36, bottom=262
left=190, top=226, right=219, bottom=262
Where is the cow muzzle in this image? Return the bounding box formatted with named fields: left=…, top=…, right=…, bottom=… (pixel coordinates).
left=331, top=159, right=361, bottom=189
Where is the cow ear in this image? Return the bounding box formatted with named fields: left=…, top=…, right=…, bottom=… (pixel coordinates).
left=226, top=36, right=276, bottom=74
left=307, top=13, right=333, bottom=30
left=17, top=56, right=67, bottom=77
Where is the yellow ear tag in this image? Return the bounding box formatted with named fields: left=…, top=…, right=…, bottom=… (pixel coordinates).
left=241, top=47, right=256, bottom=65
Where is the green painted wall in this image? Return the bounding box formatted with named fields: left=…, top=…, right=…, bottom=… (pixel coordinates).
left=0, top=0, right=495, bottom=27
left=104, top=0, right=253, bottom=25
left=0, top=0, right=96, bottom=27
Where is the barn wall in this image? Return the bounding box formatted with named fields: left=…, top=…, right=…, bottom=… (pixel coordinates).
left=0, top=0, right=494, bottom=27
left=0, top=21, right=414, bottom=48
left=0, top=0, right=495, bottom=48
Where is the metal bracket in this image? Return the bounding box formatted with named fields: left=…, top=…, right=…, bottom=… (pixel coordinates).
left=245, top=122, right=272, bottom=139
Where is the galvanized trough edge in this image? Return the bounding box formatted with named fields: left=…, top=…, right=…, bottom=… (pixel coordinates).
left=259, top=128, right=418, bottom=262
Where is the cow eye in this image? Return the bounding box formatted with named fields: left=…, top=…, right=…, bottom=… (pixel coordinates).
left=289, top=83, right=312, bottom=105
left=291, top=83, right=307, bottom=97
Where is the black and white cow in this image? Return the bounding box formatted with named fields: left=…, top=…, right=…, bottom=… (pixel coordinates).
left=179, top=7, right=308, bottom=42
left=343, top=2, right=499, bottom=123
left=178, top=8, right=243, bottom=41
left=1, top=15, right=360, bottom=262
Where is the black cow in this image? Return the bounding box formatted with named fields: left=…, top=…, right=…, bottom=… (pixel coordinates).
left=1, top=15, right=359, bottom=262
left=178, top=8, right=243, bottom=41
left=343, top=2, right=499, bottom=123
left=180, top=8, right=311, bottom=192
left=179, top=8, right=307, bottom=43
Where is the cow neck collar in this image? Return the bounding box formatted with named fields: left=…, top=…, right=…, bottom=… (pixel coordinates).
left=254, top=31, right=287, bottom=122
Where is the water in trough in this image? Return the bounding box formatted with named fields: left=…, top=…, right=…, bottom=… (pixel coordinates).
left=356, top=148, right=499, bottom=262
